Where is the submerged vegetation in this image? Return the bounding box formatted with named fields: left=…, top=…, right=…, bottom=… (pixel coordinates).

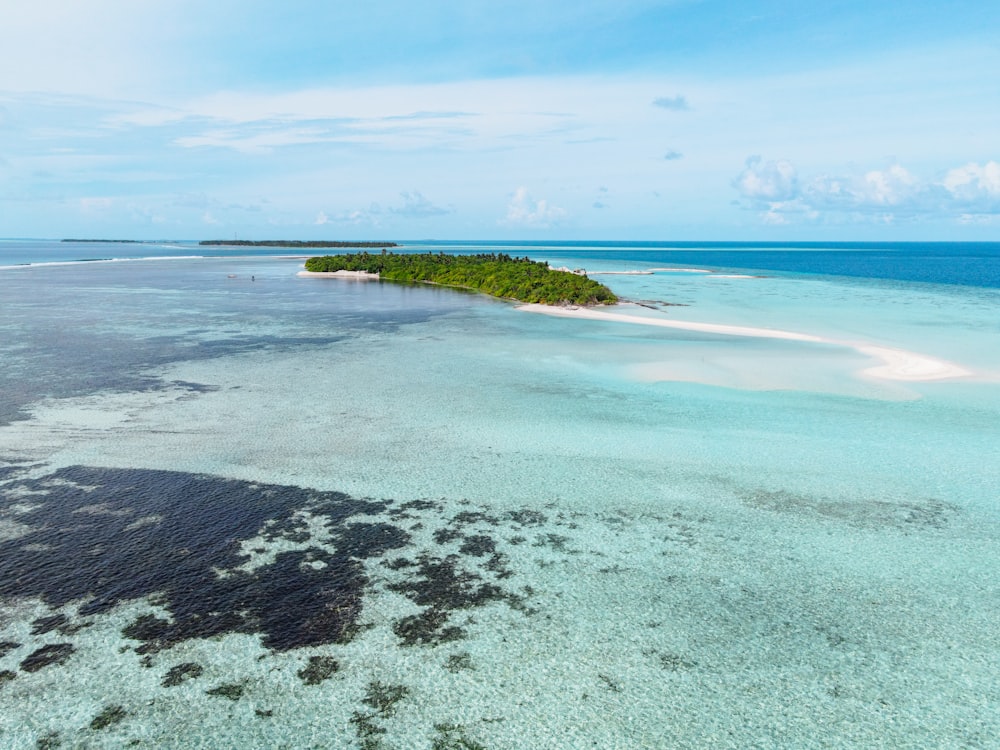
left=305, top=251, right=618, bottom=305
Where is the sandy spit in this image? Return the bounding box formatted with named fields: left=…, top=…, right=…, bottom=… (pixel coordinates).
left=517, top=303, right=971, bottom=382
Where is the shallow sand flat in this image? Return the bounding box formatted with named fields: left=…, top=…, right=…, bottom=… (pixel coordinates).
left=518, top=303, right=972, bottom=382
left=855, top=345, right=971, bottom=381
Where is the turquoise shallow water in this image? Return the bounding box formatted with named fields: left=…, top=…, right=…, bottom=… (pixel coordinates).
left=1, top=244, right=999, bottom=748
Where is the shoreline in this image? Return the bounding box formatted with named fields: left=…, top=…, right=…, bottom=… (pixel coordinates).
left=517, top=303, right=972, bottom=383
left=296, top=270, right=380, bottom=280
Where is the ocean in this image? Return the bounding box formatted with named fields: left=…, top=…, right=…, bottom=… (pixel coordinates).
left=1, top=240, right=998, bottom=748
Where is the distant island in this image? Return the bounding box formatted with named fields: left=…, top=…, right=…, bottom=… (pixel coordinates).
left=61, top=239, right=143, bottom=243
left=304, top=251, right=618, bottom=306
left=200, top=240, right=399, bottom=248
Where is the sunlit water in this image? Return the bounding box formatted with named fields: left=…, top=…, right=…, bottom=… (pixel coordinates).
left=1, top=242, right=998, bottom=748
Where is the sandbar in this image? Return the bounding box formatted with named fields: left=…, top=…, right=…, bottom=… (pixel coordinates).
left=517, top=303, right=971, bottom=383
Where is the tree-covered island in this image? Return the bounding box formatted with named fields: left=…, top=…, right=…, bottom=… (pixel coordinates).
left=304, top=251, right=619, bottom=306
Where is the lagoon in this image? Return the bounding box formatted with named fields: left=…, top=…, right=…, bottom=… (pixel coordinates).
left=1, top=240, right=998, bottom=748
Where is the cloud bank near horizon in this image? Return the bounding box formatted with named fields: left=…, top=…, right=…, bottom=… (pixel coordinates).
left=1, top=2, right=998, bottom=240
left=734, top=157, right=1000, bottom=225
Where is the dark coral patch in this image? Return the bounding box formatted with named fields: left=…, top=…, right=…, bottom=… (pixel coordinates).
left=504, top=509, right=548, bottom=527
left=432, top=722, right=487, bottom=750
left=745, top=489, right=958, bottom=530
left=298, top=655, right=340, bottom=685
left=444, top=653, right=474, bottom=673
left=388, top=553, right=525, bottom=646
left=389, top=554, right=508, bottom=611
left=20, top=643, right=75, bottom=673
left=90, top=705, right=127, bottom=730
left=206, top=682, right=245, bottom=700
left=162, top=662, right=204, bottom=687
left=31, top=614, right=69, bottom=636
left=393, top=608, right=467, bottom=647
left=35, top=731, right=61, bottom=749
left=0, top=466, right=408, bottom=654
left=451, top=511, right=499, bottom=527
left=458, top=535, right=495, bottom=557
left=0, top=641, right=20, bottom=658
left=433, top=527, right=462, bottom=545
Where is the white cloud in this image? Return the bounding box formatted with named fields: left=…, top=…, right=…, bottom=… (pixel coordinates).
left=316, top=205, right=384, bottom=227
left=734, top=157, right=1000, bottom=224
left=501, top=187, right=567, bottom=227
left=311, top=193, right=451, bottom=227
left=733, top=156, right=798, bottom=202
left=389, top=191, right=453, bottom=218
left=78, top=197, right=113, bottom=212
left=943, top=161, right=1000, bottom=202
left=862, top=164, right=918, bottom=206
left=652, top=95, right=690, bottom=111
left=958, top=213, right=997, bottom=226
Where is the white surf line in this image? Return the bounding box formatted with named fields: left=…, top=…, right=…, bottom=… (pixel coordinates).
left=584, top=269, right=653, bottom=276
left=645, top=267, right=713, bottom=273
left=518, top=303, right=972, bottom=382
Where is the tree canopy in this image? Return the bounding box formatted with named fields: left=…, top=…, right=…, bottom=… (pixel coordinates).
left=304, top=252, right=618, bottom=306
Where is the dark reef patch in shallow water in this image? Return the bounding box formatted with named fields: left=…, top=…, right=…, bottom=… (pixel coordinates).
left=20, top=643, right=75, bottom=672
left=745, top=489, right=959, bottom=530
left=0, top=460, right=35, bottom=481
left=298, top=655, right=340, bottom=685
left=0, top=326, right=346, bottom=425
left=206, top=682, right=246, bottom=701
left=30, top=613, right=83, bottom=636
left=352, top=680, right=411, bottom=748
left=0, top=465, right=406, bottom=653
left=162, top=661, right=204, bottom=687
left=377, top=501, right=537, bottom=646
left=1, top=465, right=542, bottom=661
left=444, top=652, right=474, bottom=673
left=90, top=704, right=127, bottom=730
left=432, top=722, right=487, bottom=750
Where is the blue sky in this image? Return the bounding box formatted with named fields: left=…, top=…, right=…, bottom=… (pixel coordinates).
left=1, top=0, right=998, bottom=240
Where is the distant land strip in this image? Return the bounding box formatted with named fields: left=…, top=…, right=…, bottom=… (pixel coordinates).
left=200, top=240, right=399, bottom=248
left=61, top=239, right=143, bottom=243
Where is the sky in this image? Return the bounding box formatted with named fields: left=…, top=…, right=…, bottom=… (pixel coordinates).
left=1, top=0, right=998, bottom=241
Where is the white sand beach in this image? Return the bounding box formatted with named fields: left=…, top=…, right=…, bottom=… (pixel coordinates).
left=297, top=270, right=380, bottom=279
left=518, top=302, right=972, bottom=382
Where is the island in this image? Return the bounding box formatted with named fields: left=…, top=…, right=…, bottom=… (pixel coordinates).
left=200, top=240, right=399, bottom=248
left=303, top=251, right=618, bottom=306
